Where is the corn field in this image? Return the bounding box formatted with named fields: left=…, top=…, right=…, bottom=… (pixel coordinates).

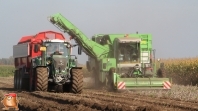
left=158, top=57, right=198, bottom=86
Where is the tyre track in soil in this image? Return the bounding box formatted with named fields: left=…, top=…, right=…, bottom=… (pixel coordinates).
left=0, top=82, right=135, bottom=111
left=38, top=89, right=194, bottom=111
left=83, top=89, right=198, bottom=111
left=0, top=77, right=197, bottom=111
left=0, top=78, right=157, bottom=111
left=0, top=78, right=135, bottom=111
left=0, top=79, right=99, bottom=111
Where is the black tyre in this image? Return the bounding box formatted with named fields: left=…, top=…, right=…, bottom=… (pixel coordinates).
left=35, top=67, right=48, bottom=91
left=16, top=69, right=20, bottom=90
left=157, top=68, right=166, bottom=78
left=14, top=70, right=18, bottom=89
left=107, top=67, right=116, bottom=91
left=70, top=68, right=83, bottom=94
left=17, top=68, right=23, bottom=91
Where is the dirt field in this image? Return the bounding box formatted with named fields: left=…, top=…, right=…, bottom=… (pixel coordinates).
left=0, top=77, right=198, bottom=111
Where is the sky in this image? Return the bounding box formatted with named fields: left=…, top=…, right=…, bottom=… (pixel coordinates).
left=0, top=0, right=198, bottom=64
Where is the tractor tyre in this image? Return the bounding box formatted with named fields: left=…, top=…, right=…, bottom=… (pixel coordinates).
left=35, top=67, right=48, bottom=91
left=14, top=70, right=18, bottom=89
left=70, top=69, right=83, bottom=94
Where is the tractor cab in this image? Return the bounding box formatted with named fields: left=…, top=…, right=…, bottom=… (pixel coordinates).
left=40, top=39, right=73, bottom=84
left=44, top=40, right=70, bottom=57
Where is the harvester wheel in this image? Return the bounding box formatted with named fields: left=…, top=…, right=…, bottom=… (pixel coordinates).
left=35, top=67, right=48, bottom=91
left=107, top=67, right=116, bottom=91
left=70, top=68, right=83, bottom=94
left=157, top=68, right=166, bottom=78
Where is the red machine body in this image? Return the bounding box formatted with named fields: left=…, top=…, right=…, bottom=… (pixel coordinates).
left=13, top=31, right=66, bottom=70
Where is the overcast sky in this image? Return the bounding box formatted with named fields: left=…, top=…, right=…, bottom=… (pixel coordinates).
left=0, top=0, right=198, bottom=64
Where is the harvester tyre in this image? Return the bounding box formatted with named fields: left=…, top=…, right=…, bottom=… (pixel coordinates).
left=35, top=67, right=48, bottom=91
left=157, top=68, right=166, bottom=78
left=70, top=69, right=83, bottom=94
left=107, top=67, right=116, bottom=91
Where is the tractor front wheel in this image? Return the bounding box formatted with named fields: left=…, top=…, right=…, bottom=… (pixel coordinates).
left=70, top=68, right=83, bottom=94
left=35, top=67, right=48, bottom=91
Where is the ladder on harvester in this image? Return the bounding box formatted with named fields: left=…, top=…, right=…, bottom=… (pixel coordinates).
left=140, top=35, right=152, bottom=75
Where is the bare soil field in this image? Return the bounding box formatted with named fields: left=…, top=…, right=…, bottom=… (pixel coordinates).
left=0, top=77, right=198, bottom=111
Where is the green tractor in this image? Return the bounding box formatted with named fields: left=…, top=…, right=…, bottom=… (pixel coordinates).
left=13, top=33, right=83, bottom=94
left=47, top=13, right=172, bottom=91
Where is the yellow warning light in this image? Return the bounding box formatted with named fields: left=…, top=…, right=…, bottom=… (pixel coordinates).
left=40, top=47, right=46, bottom=51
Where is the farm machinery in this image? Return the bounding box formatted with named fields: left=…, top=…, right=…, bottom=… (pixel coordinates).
left=13, top=31, right=83, bottom=94
left=48, top=13, right=172, bottom=91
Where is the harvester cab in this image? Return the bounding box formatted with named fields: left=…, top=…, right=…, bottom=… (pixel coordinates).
left=107, top=35, right=171, bottom=90
left=115, top=37, right=153, bottom=78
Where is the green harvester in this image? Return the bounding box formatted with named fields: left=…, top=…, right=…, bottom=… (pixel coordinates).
left=47, top=13, right=172, bottom=91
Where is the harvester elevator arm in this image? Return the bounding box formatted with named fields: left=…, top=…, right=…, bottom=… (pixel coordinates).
left=48, top=13, right=110, bottom=60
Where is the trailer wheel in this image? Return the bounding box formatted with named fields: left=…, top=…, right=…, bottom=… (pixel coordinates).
left=70, top=68, right=83, bottom=94
left=16, top=69, right=20, bottom=90
left=14, top=70, right=18, bottom=89
left=35, top=67, right=48, bottom=91
left=18, top=68, right=23, bottom=91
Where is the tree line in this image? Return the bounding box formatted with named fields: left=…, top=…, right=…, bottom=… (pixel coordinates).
left=0, top=56, right=14, bottom=65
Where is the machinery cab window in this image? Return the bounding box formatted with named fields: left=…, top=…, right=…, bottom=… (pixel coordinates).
left=45, top=42, right=68, bottom=57
left=117, top=42, right=140, bottom=63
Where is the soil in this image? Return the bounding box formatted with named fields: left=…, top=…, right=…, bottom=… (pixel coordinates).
left=0, top=77, right=198, bottom=111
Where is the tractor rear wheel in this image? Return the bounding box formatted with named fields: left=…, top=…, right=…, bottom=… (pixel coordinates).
left=35, top=67, right=48, bottom=91
left=70, top=68, right=83, bottom=94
